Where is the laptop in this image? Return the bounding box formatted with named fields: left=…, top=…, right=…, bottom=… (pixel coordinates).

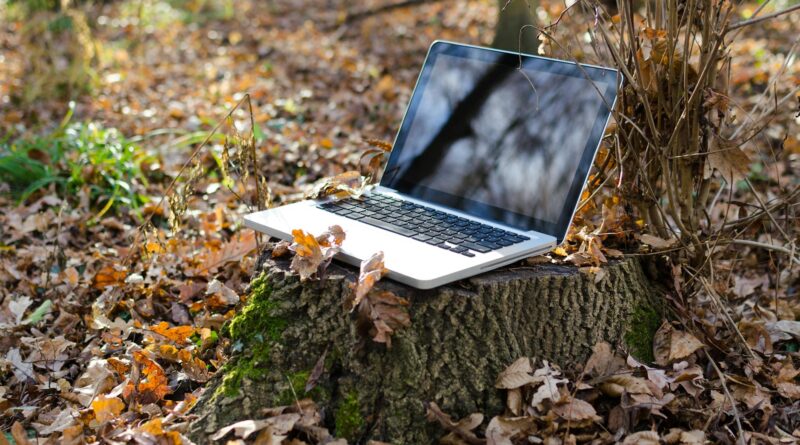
left=244, top=41, right=619, bottom=289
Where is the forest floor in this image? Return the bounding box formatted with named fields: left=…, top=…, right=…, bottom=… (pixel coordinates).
left=0, top=0, right=799, bottom=444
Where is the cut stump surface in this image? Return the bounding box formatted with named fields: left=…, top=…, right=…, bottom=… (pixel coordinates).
left=189, top=251, right=663, bottom=444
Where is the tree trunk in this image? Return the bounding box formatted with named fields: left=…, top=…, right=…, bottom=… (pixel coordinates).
left=188, top=253, right=663, bottom=444
left=492, top=0, right=538, bottom=53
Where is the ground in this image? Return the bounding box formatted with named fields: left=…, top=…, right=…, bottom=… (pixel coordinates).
left=0, top=0, right=799, bottom=444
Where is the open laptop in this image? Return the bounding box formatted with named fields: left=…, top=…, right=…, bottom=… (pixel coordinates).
left=245, top=41, right=619, bottom=289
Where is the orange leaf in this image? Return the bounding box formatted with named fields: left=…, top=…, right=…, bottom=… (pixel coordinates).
left=92, top=394, right=125, bottom=423
left=150, top=322, right=195, bottom=346
left=93, top=266, right=127, bottom=289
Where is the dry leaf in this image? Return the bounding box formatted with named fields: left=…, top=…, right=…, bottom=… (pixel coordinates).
left=552, top=397, right=601, bottom=422
left=91, top=394, right=125, bottom=423
left=192, top=229, right=257, bottom=276
left=496, top=357, right=535, bottom=389
left=707, top=145, right=751, bottom=184
left=640, top=234, right=677, bottom=250
left=598, top=374, right=653, bottom=397
left=289, top=226, right=345, bottom=280
left=653, top=323, right=704, bottom=366
left=622, top=430, right=660, bottom=444
left=356, top=290, right=410, bottom=347
left=349, top=251, right=388, bottom=310
left=425, top=402, right=483, bottom=445
left=486, top=416, right=537, bottom=445
left=93, top=265, right=128, bottom=289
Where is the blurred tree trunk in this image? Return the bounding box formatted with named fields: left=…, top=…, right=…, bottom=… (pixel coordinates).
left=492, top=0, right=538, bottom=53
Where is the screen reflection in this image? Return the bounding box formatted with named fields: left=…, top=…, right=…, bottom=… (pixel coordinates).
left=382, top=52, right=611, bottom=228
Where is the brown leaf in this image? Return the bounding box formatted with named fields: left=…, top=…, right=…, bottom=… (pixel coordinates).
left=583, top=341, right=623, bottom=377
left=486, top=416, right=537, bottom=445
left=290, top=226, right=345, bottom=281
left=653, top=323, right=704, bottom=366
left=640, top=234, right=677, bottom=250
left=598, top=374, right=653, bottom=397
left=622, top=431, right=659, bottom=444
left=424, top=402, right=484, bottom=445
left=552, top=397, right=601, bottom=422
left=192, top=229, right=257, bottom=276
left=349, top=251, right=387, bottom=310
left=707, top=145, right=751, bottom=184
left=307, top=171, right=365, bottom=200
left=357, top=290, right=410, bottom=347
left=495, top=357, right=535, bottom=389
left=272, top=240, right=291, bottom=258
left=304, top=347, right=328, bottom=394
left=10, top=422, right=30, bottom=445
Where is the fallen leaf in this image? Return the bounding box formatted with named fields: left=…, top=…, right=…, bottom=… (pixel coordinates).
left=707, top=145, right=751, bottom=184
left=349, top=251, right=388, bottom=310
left=622, top=430, right=660, bottom=444
left=496, top=357, right=535, bottom=389
left=93, top=265, right=128, bottom=289
left=653, top=323, right=704, bottom=366
left=598, top=374, right=653, bottom=397
left=485, top=416, right=536, bottom=445
left=425, top=402, right=483, bottom=445
left=92, top=394, right=125, bottom=423
left=192, top=229, right=257, bottom=276
left=640, top=234, right=677, bottom=250
left=552, top=397, right=601, bottom=422
left=206, top=278, right=240, bottom=306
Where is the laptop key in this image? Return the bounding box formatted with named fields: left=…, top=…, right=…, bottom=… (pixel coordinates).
left=360, top=217, right=417, bottom=237
left=413, top=234, right=432, bottom=242
left=461, top=251, right=476, bottom=257
left=460, top=242, right=491, bottom=253
left=478, top=241, right=501, bottom=250
left=450, top=246, right=467, bottom=253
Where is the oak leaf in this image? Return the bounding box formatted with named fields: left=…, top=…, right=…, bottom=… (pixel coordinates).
left=356, top=290, right=410, bottom=348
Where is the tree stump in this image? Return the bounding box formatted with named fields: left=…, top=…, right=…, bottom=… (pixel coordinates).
left=188, top=252, right=663, bottom=444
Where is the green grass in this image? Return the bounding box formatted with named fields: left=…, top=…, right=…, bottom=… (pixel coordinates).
left=0, top=109, right=149, bottom=217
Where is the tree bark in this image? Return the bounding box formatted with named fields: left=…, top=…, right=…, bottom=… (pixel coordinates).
left=492, top=0, right=538, bottom=54
left=189, top=253, right=663, bottom=444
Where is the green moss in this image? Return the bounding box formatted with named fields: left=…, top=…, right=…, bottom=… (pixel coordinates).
left=217, top=273, right=288, bottom=397
left=334, top=391, right=364, bottom=442
left=624, top=304, right=661, bottom=363
left=228, top=273, right=287, bottom=344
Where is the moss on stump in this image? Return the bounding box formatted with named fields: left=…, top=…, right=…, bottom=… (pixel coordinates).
left=188, top=254, right=663, bottom=444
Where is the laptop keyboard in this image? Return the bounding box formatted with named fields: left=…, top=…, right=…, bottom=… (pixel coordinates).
left=317, top=194, right=530, bottom=257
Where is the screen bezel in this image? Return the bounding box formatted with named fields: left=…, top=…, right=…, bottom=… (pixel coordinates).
left=380, top=40, right=620, bottom=243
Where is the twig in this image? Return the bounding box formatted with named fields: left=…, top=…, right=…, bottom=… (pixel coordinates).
left=726, top=239, right=800, bottom=266
left=700, top=277, right=757, bottom=361
left=705, top=349, right=747, bottom=445
left=726, top=3, right=800, bottom=32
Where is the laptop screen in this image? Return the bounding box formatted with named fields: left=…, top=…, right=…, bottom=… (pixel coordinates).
left=380, top=41, right=619, bottom=242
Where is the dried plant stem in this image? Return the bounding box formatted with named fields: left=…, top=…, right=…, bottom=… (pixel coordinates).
left=705, top=349, right=747, bottom=445
left=726, top=3, right=800, bottom=32
left=726, top=239, right=800, bottom=266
